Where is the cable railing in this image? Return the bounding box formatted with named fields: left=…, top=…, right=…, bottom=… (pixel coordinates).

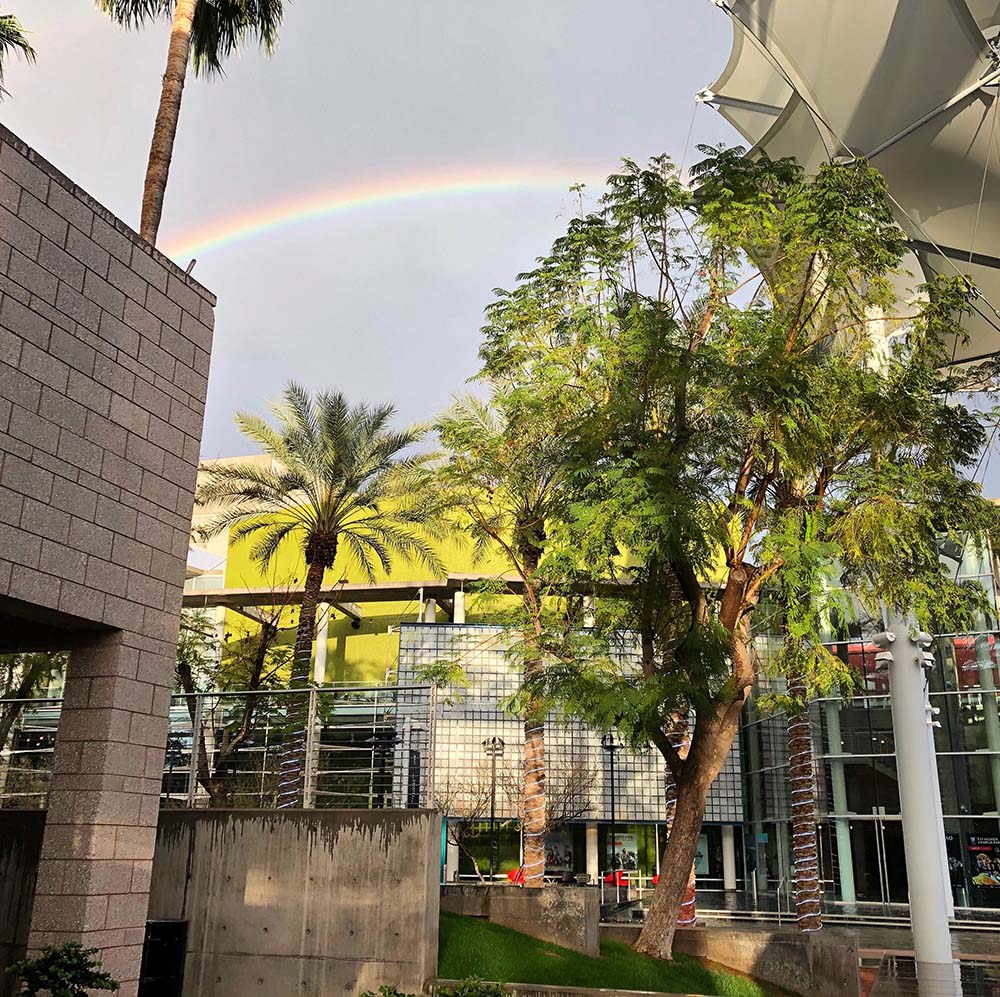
left=0, top=685, right=437, bottom=811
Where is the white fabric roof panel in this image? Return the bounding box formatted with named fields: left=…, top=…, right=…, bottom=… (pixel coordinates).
left=966, top=1, right=1000, bottom=32
left=727, top=0, right=989, bottom=154
left=704, top=0, right=1000, bottom=363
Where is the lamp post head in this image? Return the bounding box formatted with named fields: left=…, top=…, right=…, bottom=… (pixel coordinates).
left=601, top=733, right=620, bottom=752
left=482, top=736, right=505, bottom=757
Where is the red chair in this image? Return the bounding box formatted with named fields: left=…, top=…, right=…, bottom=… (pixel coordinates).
left=603, top=870, right=629, bottom=886
left=507, top=867, right=525, bottom=885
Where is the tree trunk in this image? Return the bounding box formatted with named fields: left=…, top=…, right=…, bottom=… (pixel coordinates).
left=276, top=557, right=326, bottom=809
left=175, top=650, right=221, bottom=805
left=522, top=691, right=546, bottom=888
left=636, top=775, right=709, bottom=958
left=663, top=725, right=697, bottom=927
left=520, top=542, right=546, bottom=889
left=140, top=0, right=198, bottom=244
left=787, top=671, right=822, bottom=931
left=0, top=657, right=51, bottom=754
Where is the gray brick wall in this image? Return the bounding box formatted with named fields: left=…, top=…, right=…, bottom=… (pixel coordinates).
left=0, top=124, right=214, bottom=995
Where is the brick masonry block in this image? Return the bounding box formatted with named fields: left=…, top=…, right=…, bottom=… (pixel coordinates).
left=0, top=125, right=213, bottom=987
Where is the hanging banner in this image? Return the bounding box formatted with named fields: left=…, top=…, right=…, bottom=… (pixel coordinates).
left=545, top=832, right=575, bottom=873
left=968, top=835, right=1000, bottom=887
left=612, top=832, right=639, bottom=871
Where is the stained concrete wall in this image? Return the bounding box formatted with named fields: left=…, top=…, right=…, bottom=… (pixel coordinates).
left=148, top=810, right=441, bottom=997
left=602, top=923, right=860, bottom=997
left=0, top=123, right=214, bottom=995
left=440, top=885, right=599, bottom=957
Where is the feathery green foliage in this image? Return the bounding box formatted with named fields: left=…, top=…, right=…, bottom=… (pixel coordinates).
left=475, top=146, right=1000, bottom=952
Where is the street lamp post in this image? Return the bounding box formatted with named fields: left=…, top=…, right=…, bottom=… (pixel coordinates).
left=601, top=734, right=621, bottom=875
left=482, top=736, right=505, bottom=879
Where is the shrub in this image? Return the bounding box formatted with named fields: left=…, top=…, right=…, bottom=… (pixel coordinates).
left=439, top=979, right=507, bottom=997
left=7, top=942, right=119, bottom=996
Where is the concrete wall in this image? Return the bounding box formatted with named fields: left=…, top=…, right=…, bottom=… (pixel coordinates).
left=440, top=885, right=599, bottom=957
left=148, top=810, right=441, bottom=997
left=0, top=123, right=214, bottom=995
left=602, top=924, right=860, bottom=997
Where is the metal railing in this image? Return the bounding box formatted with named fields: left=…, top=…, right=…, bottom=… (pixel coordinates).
left=0, top=685, right=436, bottom=811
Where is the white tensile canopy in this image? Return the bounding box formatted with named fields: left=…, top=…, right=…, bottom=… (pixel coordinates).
left=702, top=0, right=1000, bottom=363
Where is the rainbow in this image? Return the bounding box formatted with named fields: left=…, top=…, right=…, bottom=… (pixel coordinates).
left=159, top=163, right=613, bottom=261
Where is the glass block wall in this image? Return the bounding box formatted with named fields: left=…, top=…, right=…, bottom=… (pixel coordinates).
left=395, top=623, right=744, bottom=825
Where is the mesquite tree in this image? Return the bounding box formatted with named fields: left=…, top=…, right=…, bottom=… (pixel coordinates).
left=483, top=149, right=1000, bottom=957
left=198, top=383, right=445, bottom=808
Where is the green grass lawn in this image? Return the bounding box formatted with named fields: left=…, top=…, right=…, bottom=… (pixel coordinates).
left=438, top=911, right=772, bottom=997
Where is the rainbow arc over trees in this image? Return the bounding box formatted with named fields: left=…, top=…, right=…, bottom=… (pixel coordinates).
left=160, top=164, right=611, bottom=260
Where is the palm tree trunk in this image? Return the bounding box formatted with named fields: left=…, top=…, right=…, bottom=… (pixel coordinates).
left=787, top=670, right=822, bottom=931
left=276, top=557, right=326, bottom=809
left=140, top=0, right=198, bottom=244
left=520, top=543, right=546, bottom=890
left=522, top=688, right=546, bottom=888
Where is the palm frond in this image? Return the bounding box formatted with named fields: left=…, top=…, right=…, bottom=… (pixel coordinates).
left=0, top=13, right=35, bottom=96
left=96, top=0, right=172, bottom=29
left=190, top=0, right=284, bottom=78
left=202, top=383, right=448, bottom=579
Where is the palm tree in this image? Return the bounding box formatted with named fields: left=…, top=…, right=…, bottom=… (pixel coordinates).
left=198, top=382, right=446, bottom=808
left=98, top=0, right=284, bottom=245
left=0, top=14, right=35, bottom=96
left=436, top=396, right=572, bottom=888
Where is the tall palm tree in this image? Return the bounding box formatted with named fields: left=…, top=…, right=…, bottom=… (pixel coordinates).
left=198, top=382, right=446, bottom=808
left=0, top=14, right=35, bottom=96
left=436, top=396, right=571, bottom=888
left=98, top=0, right=284, bottom=245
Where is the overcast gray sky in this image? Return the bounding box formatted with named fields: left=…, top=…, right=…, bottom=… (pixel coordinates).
left=7, top=1, right=737, bottom=457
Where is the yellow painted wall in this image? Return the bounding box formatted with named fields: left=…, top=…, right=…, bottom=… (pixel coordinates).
left=221, top=525, right=512, bottom=685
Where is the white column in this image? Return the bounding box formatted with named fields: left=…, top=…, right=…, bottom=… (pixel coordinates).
left=445, top=825, right=460, bottom=883
left=586, top=822, right=599, bottom=882
left=825, top=700, right=857, bottom=904
left=583, top=595, right=596, bottom=628
left=722, top=825, right=738, bottom=891
left=213, top=605, right=227, bottom=661
left=423, top=598, right=437, bottom=623
left=453, top=590, right=466, bottom=624
left=313, top=603, right=329, bottom=685
left=880, top=612, right=954, bottom=984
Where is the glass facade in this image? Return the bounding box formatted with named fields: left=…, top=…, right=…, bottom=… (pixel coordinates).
left=396, top=623, right=744, bottom=884
left=742, top=543, right=1000, bottom=915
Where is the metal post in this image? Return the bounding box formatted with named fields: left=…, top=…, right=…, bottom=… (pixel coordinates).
left=303, top=688, right=318, bottom=809
left=489, top=749, right=497, bottom=878
left=878, top=611, right=955, bottom=989
left=187, top=693, right=202, bottom=809
left=602, top=733, right=619, bottom=874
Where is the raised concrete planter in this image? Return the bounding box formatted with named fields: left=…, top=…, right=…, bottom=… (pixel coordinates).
left=441, top=885, right=600, bottom=956
left=601, top=924, right=859, bottom=997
